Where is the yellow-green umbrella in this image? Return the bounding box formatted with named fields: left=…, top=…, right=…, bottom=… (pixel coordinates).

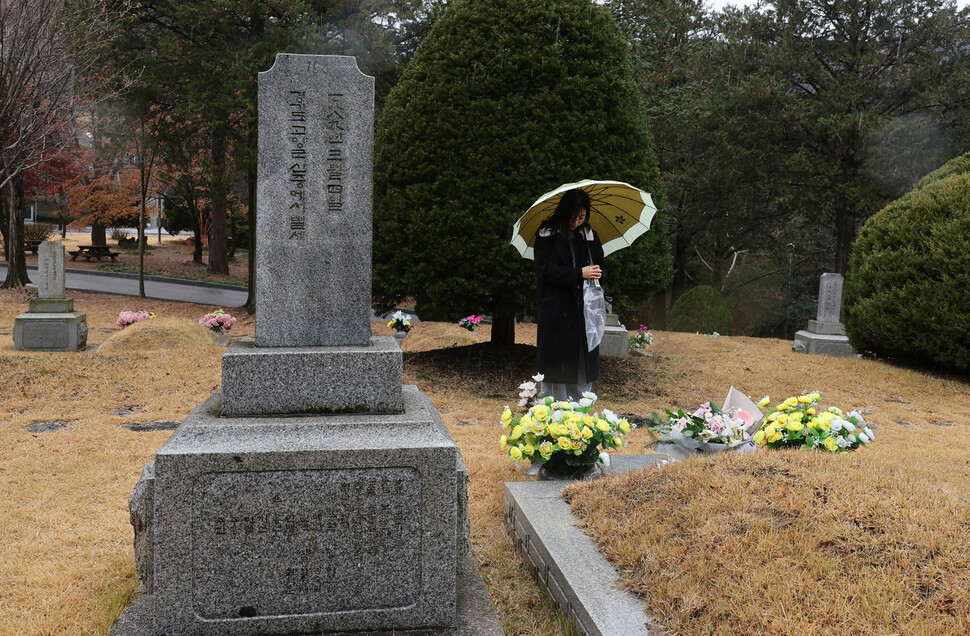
left=510, top=179, right=657, bottom=259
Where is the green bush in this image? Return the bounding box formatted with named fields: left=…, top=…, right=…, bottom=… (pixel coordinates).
left=24, top=223, right=56, bottom=242
left=844, top=152, right=970, bottom=370
left=667, top=285, right=733, bottom=335
left=373, top=0, right=670, bottom=325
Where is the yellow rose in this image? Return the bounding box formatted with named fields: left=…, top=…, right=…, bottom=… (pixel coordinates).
left=558, top=437, right=572, bottom=450
left=758, top=396, right=770, bottom=408
left=753, top=430, right=766, bottom=444
left=798, top=395, right=813, bottom=403
left=501, top=408, right=513, bottom=423
left=532, top=405, right=549, bottom=421
left=386, top=321, right=394, bottom=328
left=817, top=419, right=831, bottom=431
left=509, top=446, right=523, bottom=461
left=777, top=403, right=789, bottom=411
left=827, top=406, right=843, bottom=415
left=570, top=439, right=584, bottom=451
left=614, top=437, right=623, bottom=448
left=824, top=437, right=838, bottom=452
left=776, top=414, right=789, bottom=425
left=619, top=419, right=631, bottom=433
left=520, top=415, right=533, bottom=428
left=768, top=431, right=784, bottom=443
left=500, top=435, right=508, bottom=450
left=582, top=414, right=594, bottom=427
left=570, top=427, right=582, bottom=440
left=786, top=421, right=804, bottom=432
left=764, top=425, right=777, bottom=436
left=807, top=408, right=816, bottom=415
left=524, top=443, right=535, bottom=456
left=510, top=425, right=523, bottom=440
left=788, top=411, right=803, bottom=422
left=596, top=421, right=609, bottom=432
left=539, top=441, right=554, bottom=457
left=581, top=427, right=593, bottom=441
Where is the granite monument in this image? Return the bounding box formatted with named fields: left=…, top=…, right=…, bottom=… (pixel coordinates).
left=793, top=273, right=857, bottom=357
left=130, top=54, right=478, bottom=636
left=13, top=241, right=87, bottom=351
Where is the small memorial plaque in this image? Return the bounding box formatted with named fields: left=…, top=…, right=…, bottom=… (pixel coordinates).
left=22, top=321, right=68, bottom=349
left=193, top=468, right=421, bottom=618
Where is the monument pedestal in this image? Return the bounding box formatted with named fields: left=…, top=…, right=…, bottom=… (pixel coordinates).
left=792, top=330, right=856, bottom=357
left=14, top=310, right=87, bottom=351
left=221, top=337, right=404, bottom=416
left=599, top=313, right=629, bottom=358
left=144, top=386, right=467, bottom=635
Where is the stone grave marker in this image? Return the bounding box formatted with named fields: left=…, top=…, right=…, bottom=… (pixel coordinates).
left=13, top=241, right=87, bottom=351
left=130, top=54, right=487, bottom=636
left=793, top=272, right=856, bottom=357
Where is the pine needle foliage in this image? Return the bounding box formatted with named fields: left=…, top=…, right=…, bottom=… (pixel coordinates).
left=844, top=151, right=970, bottom=370
left=373, top=0, right=671, bottom=328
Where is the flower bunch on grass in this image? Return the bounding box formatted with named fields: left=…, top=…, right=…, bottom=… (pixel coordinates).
left=458, top=315, right=483, bottom=331
left=500, top=376, right=630, bottom=468
left=117, top=310, right=155, bottom=329
left=650, top=400, right=753, bottom=447
left=754, top=393, right=874, bottom=452
left=199, top=310, right=237, bottom=333
left=387, top=310, right=412, bottom=333
left=630, top=324, right=653, bottom=348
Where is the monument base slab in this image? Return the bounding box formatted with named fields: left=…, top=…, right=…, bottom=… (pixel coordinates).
left=13, top=311, right=87, bottom=351
left=806, top=319, right=846, bottom=336
left=150, top=386, right=467, bottom=636
left=599, top=326, right=629, bottom=358
left=221, top=336, right=403, bottom=416
left=793, top=330, right=857, bottom=357
left=29, top=297, right=75, bottom=313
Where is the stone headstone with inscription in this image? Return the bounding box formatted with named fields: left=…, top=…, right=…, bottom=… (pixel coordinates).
left=13, top=241, right=87, bottom=351
left=129, top=55, right=490, bottom=636
left=599, top=298, right=629, bottom=358
left=793, top=273, right=856, bottom=357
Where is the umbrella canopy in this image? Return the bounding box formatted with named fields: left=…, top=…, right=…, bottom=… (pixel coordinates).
left=510, top=179, right=657, bottom=260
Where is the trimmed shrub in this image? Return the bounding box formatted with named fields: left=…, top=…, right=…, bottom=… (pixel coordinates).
left=844, top=151, right=970, bottom=370
left=23, top=223, right=56, bottom=242
left=667, top=285, right=733, bottom=335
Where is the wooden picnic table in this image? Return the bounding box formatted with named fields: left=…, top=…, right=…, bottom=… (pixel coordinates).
left=69, top=245, right=120, bottom=262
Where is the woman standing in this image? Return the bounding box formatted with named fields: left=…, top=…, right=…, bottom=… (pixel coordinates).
left=534, top=188, right=605, bottom=401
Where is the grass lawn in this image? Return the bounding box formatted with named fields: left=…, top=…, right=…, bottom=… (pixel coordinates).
left=1, top=288, right=969, bottom=635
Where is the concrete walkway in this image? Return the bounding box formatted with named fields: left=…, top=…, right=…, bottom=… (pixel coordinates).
left=0, top=263, right=248, bottom=307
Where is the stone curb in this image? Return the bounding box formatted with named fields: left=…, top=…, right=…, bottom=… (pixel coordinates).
left=504, top=454, right=668, bottom=636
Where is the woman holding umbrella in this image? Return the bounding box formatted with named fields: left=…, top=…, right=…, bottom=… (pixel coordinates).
left=534, top=188, right=605, bottom=401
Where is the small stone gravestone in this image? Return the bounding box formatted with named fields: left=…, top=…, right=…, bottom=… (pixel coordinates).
left=599, top=297, right=629, bottom=358
left=13, top=241, right=87, bottom=351
left=793, top=273, right=856, bottom=357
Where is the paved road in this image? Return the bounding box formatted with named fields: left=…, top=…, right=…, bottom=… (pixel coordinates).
left=0, top=263, right=248, bottom=307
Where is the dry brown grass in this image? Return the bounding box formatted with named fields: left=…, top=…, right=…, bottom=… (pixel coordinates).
left=3, top=291, right=969, bottom=635
left=564, top=333, right=970, bottom=635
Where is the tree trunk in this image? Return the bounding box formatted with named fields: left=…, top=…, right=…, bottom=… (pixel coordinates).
left=208, top=124, right=229, bottom=275
left=490, top=312, right=516, bottom=346
left=91, top=221, right=107, bottom=247
left=138, top=194, right=147, bottom=298
left=245, top=130, right=256, bottom=314
left=191, top=202, right=204, bottom=263
left=834, top=208, right=855, bottom=274
left=2, top=175, right=30, bottom=288
left=1, top=183, right=8, bottom=261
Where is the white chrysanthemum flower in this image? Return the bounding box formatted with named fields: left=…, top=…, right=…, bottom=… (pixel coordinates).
left=829, top=418, right=844, bottom=433
left=551, top=410, right=564, bottom=422
left=843, top=420, right=856, bottom=432
left=602, top=409, right=618, bottom=424
left=848, top=410, right=864, bottom=423
left=582, top=391, right=597, bottom=400
left=836, top=436, right=850, bottom=448
left=578, top=397, right=594, bottom=408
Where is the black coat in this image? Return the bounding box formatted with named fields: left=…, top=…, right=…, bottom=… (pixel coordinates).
left=534, top=226, right=606, bottom=385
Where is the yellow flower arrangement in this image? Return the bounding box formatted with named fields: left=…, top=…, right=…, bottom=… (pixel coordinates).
left=499, top=378, right=629, bottom=474
left=755, top=392, right=873, bottom=453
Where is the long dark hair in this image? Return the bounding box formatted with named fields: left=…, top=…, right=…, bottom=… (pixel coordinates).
left=537, top=188, right=591, bottom=240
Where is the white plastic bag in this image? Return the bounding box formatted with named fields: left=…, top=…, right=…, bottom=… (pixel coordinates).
left=583, top=279, right=606, bottom=351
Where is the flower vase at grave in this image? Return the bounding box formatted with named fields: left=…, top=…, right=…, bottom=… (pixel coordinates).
left=395, top=330, right=408, bottom=340
left=535, top=451, right=606, bottom=481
